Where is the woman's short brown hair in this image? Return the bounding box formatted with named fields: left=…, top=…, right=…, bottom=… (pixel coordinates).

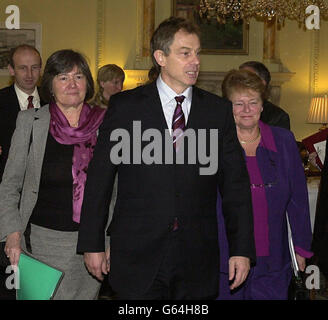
left=222, top=69, right=267, bottom=101
left=40, top=49, right=94, bottom=102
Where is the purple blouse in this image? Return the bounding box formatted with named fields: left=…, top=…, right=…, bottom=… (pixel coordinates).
left=246, top=156, right=270, bottom=256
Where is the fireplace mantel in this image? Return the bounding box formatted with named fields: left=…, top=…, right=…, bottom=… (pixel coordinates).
left=196, top=71, right=295, bottom=105
left=124, top=69, right=295, bottom=106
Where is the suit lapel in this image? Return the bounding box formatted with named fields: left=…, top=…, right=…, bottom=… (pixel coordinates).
left=10, top=85, right=21, bottom=111
left=142, top=83, right=204, bottom=131
left=141, top=82, right=168, bottom=132
left=5, top=85, right=21, bottom=119
left=186, top=86, right=203, bottom=130
left=31, top=105, right=50, bottom=187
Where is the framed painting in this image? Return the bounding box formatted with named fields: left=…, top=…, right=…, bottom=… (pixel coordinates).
left=0, top=22, right=41, bottom=75
left=172, top=0, right=249, bottom=55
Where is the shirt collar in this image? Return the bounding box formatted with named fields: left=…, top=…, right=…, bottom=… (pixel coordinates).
left=156, top=74, right=192, bottom=106
left=14, top=83, right=39, bottom=103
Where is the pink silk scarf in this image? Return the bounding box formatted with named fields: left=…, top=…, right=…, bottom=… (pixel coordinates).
left=49, top=101, right=106, bottom=223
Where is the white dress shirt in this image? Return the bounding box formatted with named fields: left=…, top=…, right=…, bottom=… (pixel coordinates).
left=156, top=75, right=192, bottom=135
left=14, top=84, right=41, bottom=110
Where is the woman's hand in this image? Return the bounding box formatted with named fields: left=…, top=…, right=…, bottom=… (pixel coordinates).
left=84, top=252, right=108, bottom=281
left=5, top=232, right=22, bottom=266
left=296, top=253, right=306, bottom=272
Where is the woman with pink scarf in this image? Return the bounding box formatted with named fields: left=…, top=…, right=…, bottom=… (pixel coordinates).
left=0, top=50, right=106, bottom=299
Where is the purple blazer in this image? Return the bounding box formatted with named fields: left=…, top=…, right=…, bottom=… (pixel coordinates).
left=218, top=121, right=313, bottom=273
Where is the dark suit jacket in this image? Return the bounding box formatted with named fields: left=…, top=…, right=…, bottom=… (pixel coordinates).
left=77, top=81, right=255, bottom=298
left=0, top=85, right=45, bottom=182
left=312, top=137, right=328, bottom=276
left=260, top=100, right=290, bottom=130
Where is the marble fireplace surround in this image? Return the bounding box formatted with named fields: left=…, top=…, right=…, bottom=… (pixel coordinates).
left=126, top=70, right=295, bottom=106
left=196, top=71, right=295, bottom=106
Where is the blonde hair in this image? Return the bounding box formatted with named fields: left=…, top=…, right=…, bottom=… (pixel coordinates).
left=97, top=64, right=125, bottom=84
left=91, top=64, right=125, bottom=107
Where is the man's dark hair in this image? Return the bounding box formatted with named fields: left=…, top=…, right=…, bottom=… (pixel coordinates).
left=8, top=44, right=42, bottom=68
left=239, top=61, right=271, bottom=87
left=150, top=16, right=201, bottom=72
left=147, top=66, right=159, bottom=83
left=40, top=49, right=94, bottom=102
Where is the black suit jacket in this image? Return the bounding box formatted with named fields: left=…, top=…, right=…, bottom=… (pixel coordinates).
left=312, top=137, right=328, bottom=275
left=260, top=100, right=290, bottom=130
left=77, top=82, right=255, bottom=298
left=0, top=85, right=45, bottom=182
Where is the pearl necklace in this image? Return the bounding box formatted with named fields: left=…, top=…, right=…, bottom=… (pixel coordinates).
left=238, top=129, right=261, bottom=144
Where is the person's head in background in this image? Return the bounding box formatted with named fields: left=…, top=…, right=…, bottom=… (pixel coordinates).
left=93, top=64, right=125, bottom=108
left=239, top=61, right=271, bottom=99
left=8, top=44, right=42, bottom=95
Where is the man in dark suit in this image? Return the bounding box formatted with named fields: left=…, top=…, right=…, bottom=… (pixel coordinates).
left=0, top=44, right=44, bottom=182
left=239, top=61, right=290, bottom=130
left=312, top=137, right=328, bottom=297
left=0, top=44, right=43, bottom=300
left=77, top=17, right=255, bottom=300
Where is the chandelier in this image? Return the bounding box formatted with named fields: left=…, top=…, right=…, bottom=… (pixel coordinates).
left=199, top=0, right=328, bottom=26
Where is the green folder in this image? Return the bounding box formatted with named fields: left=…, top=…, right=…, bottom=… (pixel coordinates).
left=16, top=253, right=64, bottom=300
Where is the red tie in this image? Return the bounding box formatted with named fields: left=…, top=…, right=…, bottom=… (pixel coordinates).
left=172, top=95, right=186, bottom=149
left=27, top=96, right=34, bottom=109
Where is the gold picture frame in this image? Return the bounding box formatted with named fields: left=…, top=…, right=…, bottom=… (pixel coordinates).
left=0, top=22, right=42, bottom=75
left=172, top=0, right=249, bottom=55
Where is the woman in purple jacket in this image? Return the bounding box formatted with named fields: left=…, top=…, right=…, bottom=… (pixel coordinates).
left=217, top=69, right=313, bottom=300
